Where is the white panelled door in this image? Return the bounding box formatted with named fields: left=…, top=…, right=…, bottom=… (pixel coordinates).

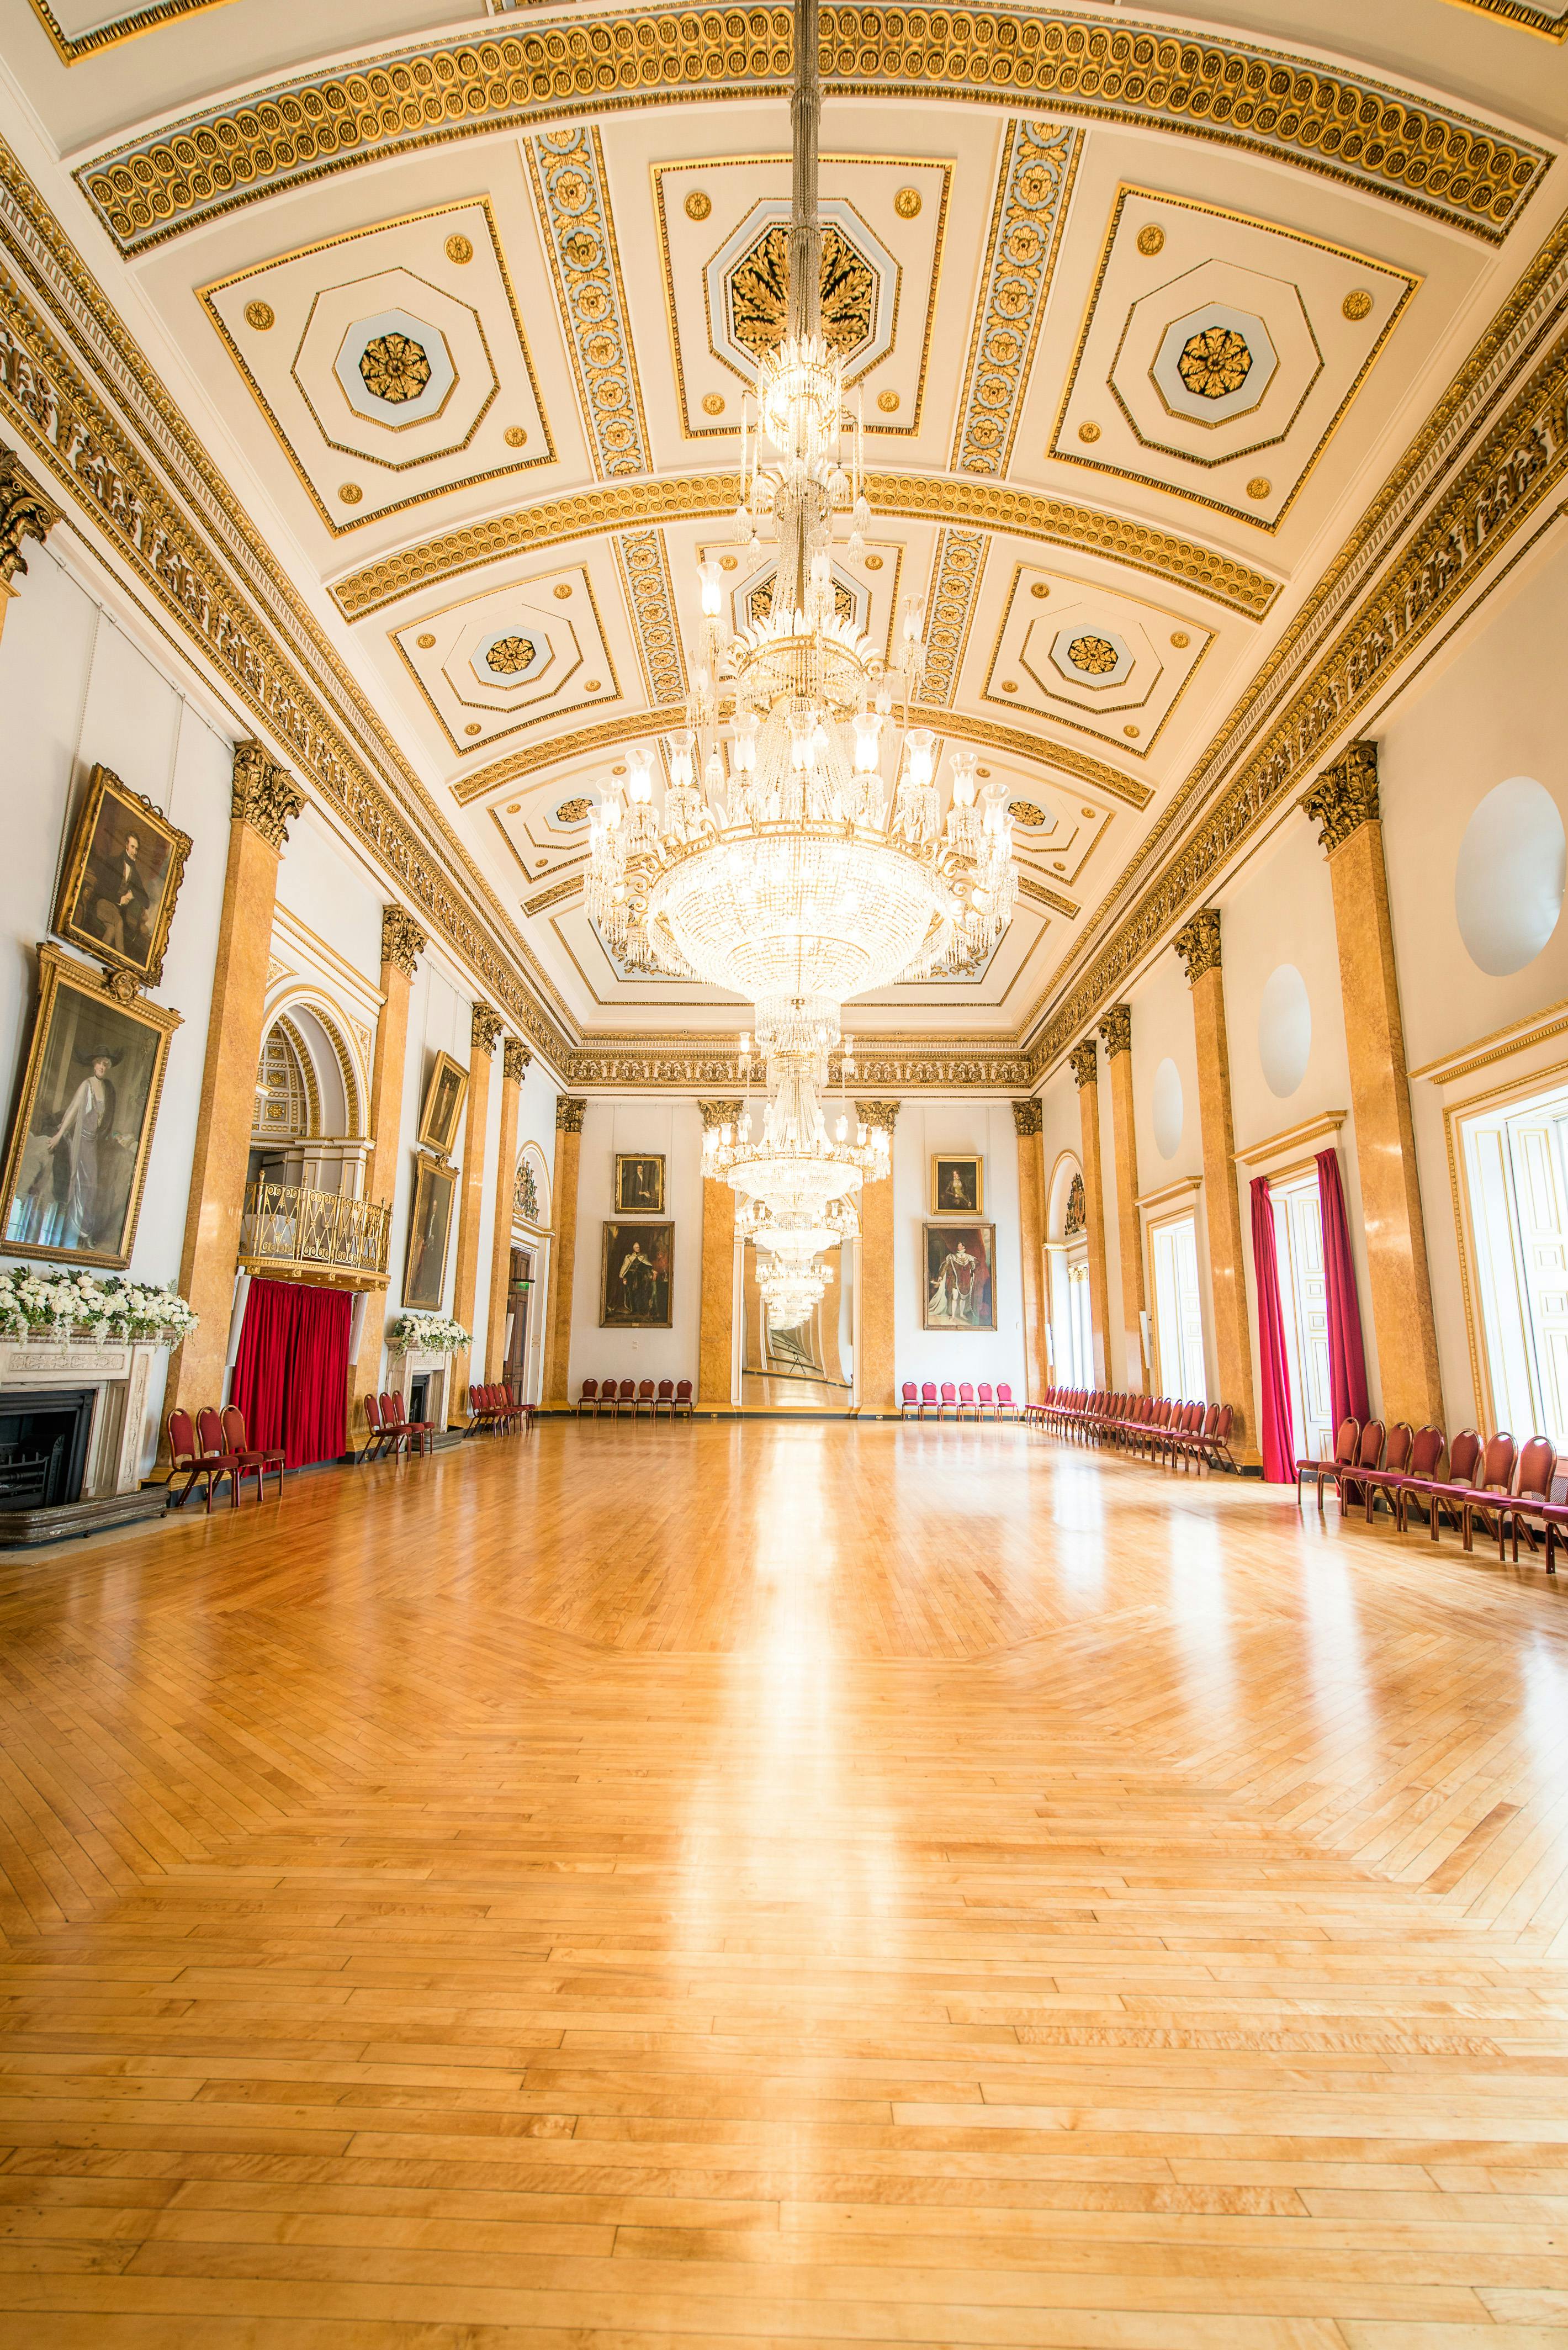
left=1152, top=1216, right=1207, bottom=1402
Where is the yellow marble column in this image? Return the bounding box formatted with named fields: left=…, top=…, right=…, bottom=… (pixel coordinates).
left=169, top=743, right=305, bottom=1426
left=1013, top=1099, right=1047, bottom=1406
left=698, top=1099, right=743, bottom=1410
left=449, top=1002, right=501, bottom=1423
left=1068, top=1041, right=1110, bottom=1388
left=1301, top=740, right=1443, bottom=1429
left=0, top=447, right=60, bottom=647
left=1172, top=906, right=1258, bottom=1464
left=543, top=1095, right=586, bottom=1405
left=485, top=1039, right=529, bottom=1382
left=349, top=907, right=426, bottom=1441
left=1099, top=1004, right=1148, bottom=1394
left=855, top=1099, right=900, bottom=1414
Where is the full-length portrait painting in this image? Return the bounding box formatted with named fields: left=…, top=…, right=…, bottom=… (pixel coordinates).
left=0, top=946, right=181, bottom=1268
left=923, top=1221, right=997, bottom=1332
left=600, top=1220, right=674, bottom=1327
left=54, top=765, right=192, bottom=991
left=403, top=1155, right=456, bottom=1311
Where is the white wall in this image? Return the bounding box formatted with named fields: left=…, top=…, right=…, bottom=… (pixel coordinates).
left=568, top=1095, right=704, bottom=1388
left=892, top=1098, right=1026, bottom=1395
left=274, top=804, right=384, bottom=983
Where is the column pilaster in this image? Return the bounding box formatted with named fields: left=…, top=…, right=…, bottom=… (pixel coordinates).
left=1012, top=1099, right=1046, bottom=1406
left=543, top=1096, right=586, bottom=1404
left=1068, top=1041, right=1111, bottom=1388
left=168, top=743, right=305, bottom=1427
left=855, top=1099, right=900, bottom=1413
left=349, top=906, right=426, bottom=1439
left=698, top=1100, right=743, bottom=1409
left=486, top=1039, right=529, bottom=1381
left=1300, top=740, right=1443, bottom=1428
left=449, top=1003, right=501, bottom=1421
left=0, top=446, right=60, bottom=647
left=1173, top=906, right=1258, bottom=1462
left=1099, top=1004, right=1148, bottom=1393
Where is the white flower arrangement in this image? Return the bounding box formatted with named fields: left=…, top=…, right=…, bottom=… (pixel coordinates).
left=388, top=1312, right=472, bottom=1356
left=0, top=1265, right=198, bottom=1345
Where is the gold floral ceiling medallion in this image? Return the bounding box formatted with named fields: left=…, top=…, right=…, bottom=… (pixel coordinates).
left=486, top=633, right=537, bottom=675
left=1177, top=325, right=1253, bottom=400
left=555, top=797, right=592, bottom=824
left=729, top=223, right=875, bottom=360
left=359, top=331, right=432, bottom=405
left=1067, top=634, right=1119, bottom=675
left=745, top=571, right=855, bottom=628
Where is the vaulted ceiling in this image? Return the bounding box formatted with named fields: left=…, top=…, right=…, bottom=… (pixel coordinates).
left=5, top=0, right=1565, bottom=1076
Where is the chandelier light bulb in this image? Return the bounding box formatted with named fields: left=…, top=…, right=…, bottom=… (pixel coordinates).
left=625, top=746, right=654, bottom=803
left=699, top=557, right=724, bottom=618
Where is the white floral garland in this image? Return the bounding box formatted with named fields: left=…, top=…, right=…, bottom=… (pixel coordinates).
left=387, top=1312, right=472, bottom=1356
left=0, top=1264, right=198, bottom=1343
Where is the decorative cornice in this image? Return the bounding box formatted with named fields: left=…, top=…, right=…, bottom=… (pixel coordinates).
left=951, top=120, right=1079, bottom=477
left=502, top=1038, right=532, bottom=1085
left=77, top=12, right=1546, bottom=256
left=1301, top=740, right=1381, bottom=855
left=1444, top=0, right=1568, bottom=35
left=1068, top=1039, right=1099, bottom=1091
left=854, top=1100, right=902, bottom=1132
left=25, top=0, right=233, bottom=64
left=380, top=906, right=427, bottom=980
left=335, top=471, right=1278, bottom=626
left=555, top=1095, right=587, bottom=1133
left=230, top=742, right=305, bottom=851
left=471, top=1003, right=504, bottom=1056
left=0, top=442, right=59, bottom=590
left=1011, top=1098, right=1044, bottom=1137
left=1098, top=1003, right=1132, bottom=1060
left=1172, top=907, right=1223, bottom=985
left=698, top=1098, right=744, bottom=1130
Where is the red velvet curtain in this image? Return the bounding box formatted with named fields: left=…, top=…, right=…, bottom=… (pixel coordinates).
left=1315, top=1147, right=1370, bottom=1430
left=231, top=1279, right=352, bottom=1468
left=1249, top=1176, right=1296, bottom=1484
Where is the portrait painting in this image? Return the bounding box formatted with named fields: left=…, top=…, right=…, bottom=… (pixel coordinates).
left=416, top=1050, right=468, bottom=1160
left=54, top=765, right=192, bottom=991
left=930, top=1155, right=983, bottom=1216
left=600, top=1220, right=674, bottom=1328
left=0, top=945, right=182, bottom=1268
left=614, top=1152, right=665, bottom=1215
left=403, top=1155, right=457, bottom=1311
left=923, top=1221, right=997, bottom=1332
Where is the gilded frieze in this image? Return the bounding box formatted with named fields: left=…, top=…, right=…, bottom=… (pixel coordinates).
left=1443, top=0, right=1568, bottom=33
left=951, top=120, right=1079, bottom=477
left=614, top=529, right=687, bottom=707
left=919, top=530, right=987, bottom=707
left=525, top=127, right=648, bottom=481
left=76, top=14, right=1547, bottom=255
left=25, top=0, right=230, bottom=62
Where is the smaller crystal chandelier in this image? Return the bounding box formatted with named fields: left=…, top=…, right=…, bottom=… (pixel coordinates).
left=701, top=1034, right=886, bottom=1208
left=739, top=1190, right=859, bottom=1331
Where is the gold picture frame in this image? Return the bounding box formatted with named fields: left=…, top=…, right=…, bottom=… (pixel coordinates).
left=600, top=1220, right=674, bottom=1327
left=416, top=1050, right=468, bottom=1159
left=930, top=1154, right=983, bottom=1216
left=0, top=944, right=182, bottom=1268
left=613, top=1152, right=665, bottom=1214
left=403, top=1152, right=457, bottom=1310
left=923, top=1221, right=997, bottom=1332
left=54, top=764, right=192, bottom=993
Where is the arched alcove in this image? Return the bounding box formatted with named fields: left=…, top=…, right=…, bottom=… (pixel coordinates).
left=1046, top=1148, right=1084, bottom=1244
left=513, top=1140, right=552, bottom=1232
left=252, top=989, right=371, bottom=1198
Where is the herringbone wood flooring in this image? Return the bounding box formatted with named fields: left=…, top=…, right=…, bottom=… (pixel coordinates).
left=2, top=1419, right=1568, bottom=2346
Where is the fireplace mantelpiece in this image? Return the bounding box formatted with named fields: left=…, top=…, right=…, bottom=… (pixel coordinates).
left=0, top=1341, right=162, bottom=1500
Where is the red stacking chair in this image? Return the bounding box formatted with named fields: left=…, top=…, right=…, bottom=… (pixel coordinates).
left=361, top=1391, right=391, bottom=1462
left=939, top=1382, right=957, bottom=1420
left=617, top=1379, right=636, bottom=1418
left=919, top=1381, right=938, bottom=1419
left=900, top=1380, right=919, bottom=1419
left=672, top=1379, right=693, bottom=1421
left=1417, top=1428, right=1483, bottom=1541
left=220, top=1405, right=285, bottom=1501
left=1377, top=1425, right=1447, bottom=1532
left=468, top=1384, right=500, bottom=1433
left=957, top=1382, right=979, bottom=1421
left=976, top=1382, right=995, bottom=1420
left=1354, top=1422, right=1412, bottom=1522
left=634, top=1378, right=656, bottom=1420
left=167, top=1407, right=240, bottom=1511
left=576, top=1378, right=599, bottom=1419
left=384, top=1391, right=435, bottom=1457
left=1297, top=1417, right=1359, bottom=1511
left=995, top=1383, right=1018, bottom=1422
left=1457, top=1432, right=1517, bottom=1554
left=655, top=1379, right=675, bottom=1420
left=1495, top=1436, right=1557, bottom=1563
left=1336, top=1420, right=1387, bottom=1516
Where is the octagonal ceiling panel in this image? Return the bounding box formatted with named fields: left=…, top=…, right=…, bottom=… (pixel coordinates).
left=983, top=565, right=1212, bottom=756
left=391, top=564, right=618, bottom=756
left=200, top=199, right=554, bottom=533
left=1050, top=187, right=1418, bottom=530
left=654, top=155, right=951, bottom=440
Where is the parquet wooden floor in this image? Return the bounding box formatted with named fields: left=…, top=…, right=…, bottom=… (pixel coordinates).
left=3, top=1421, right=1568, bottom=2347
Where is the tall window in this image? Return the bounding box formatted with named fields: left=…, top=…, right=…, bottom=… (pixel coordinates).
left=1271, top=1175, right=1333, bottom=1461
left=1151, top=1215, right=1207, bottom=1402
left=1064, top=1259, right=1093, bottom=1384
left=1464, top=1081, right=1568, bottom=1448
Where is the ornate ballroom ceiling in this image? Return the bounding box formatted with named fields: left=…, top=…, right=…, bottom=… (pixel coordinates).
left=2, top=0, right=1565, bottom=1087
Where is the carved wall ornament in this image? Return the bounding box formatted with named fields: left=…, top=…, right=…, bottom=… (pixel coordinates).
left=1301, top=740, right=1381, bottom=855
left=380, top=906, right=427, bottom=979
left=1173, top=907, right=1223, bottom=985
left=1098, top=1003, right=1133, bottom=1060
left=854, top=1099, right=901, bottom=1132
left=1064, top=1171, right=1087, bottom=1235
left=1011, top=1098, right=1044, bottom=1137
left=698, top=1098, right=744, bottom=1131
left=555, top=1094, right=587, bottom=1132
left=1068, top=1039, right=1099, bottom=1091
left=0, top=441, right=58, bottom=589
left=230, top=742, right=305, bottom=852
left=502, top=1038, right=532, bottom=1085
left=471, top=1003, right=504, bottom=1055
left=951, top=120, right=1079, bottom=477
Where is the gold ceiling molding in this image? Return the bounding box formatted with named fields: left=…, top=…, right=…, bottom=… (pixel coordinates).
left=456, top=705, right=685, bottom=804
left=525, top=127, right=648, bottom=480
left=75, top=10, right=1549, bottom=256
left=332, top=470, right=1279, bottom=622
left=569, top=1036, right=1034, bottom=1092
left=1026, top=283, right=1568, bottom=1080
left=1444, top=0, right=1568, bottom=34
left=25, top=0, right=233, bottom=63
left=950, top=118, right=1079, bottom=477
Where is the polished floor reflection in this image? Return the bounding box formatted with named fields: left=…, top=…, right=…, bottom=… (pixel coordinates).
left=2, top=1421, right=1568, bottom=2343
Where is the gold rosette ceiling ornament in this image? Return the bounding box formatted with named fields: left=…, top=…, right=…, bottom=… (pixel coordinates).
left=586, top=0, right=1016, bottom=1324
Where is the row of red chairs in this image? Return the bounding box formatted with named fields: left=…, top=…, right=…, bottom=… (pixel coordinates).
left=469, top=1383, right=532, bottom=1434
left=167, top=1405, right=285, bottom=1511
left=900, top=1380, right=1019, bottom=1420
left=1032, top=1389, right=1239, bottom=1473
left=363, top=1389, right=437, bottom=1460
left=1299, top=1416, right=1564, bottom=1566
left=577, top=1378, right=693, bottom=1419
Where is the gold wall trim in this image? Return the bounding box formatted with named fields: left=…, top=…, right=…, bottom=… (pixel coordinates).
left=74, top=10, right=1549, bottom=255
left=1443, top=0, right=1568, bottom=35
left=332, top=469, right=1279, bottom=622
left=25, top=0, right=234, bottom=63
left=1411, top=998, right=1568, bottom=1086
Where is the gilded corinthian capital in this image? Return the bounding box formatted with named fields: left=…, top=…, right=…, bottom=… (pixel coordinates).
left=1301, top=740, right=1380, bottom=855
left=1098, top=1003, right=1132, bottom=1060
left=854, top=1099, right=900, bottom=1132
left=1068, top=1039, right=1098, bottom=1091
left=471, top=1003, right=504, bottom=1055
left=380, top=905, right=427, bottom=978
left=555, top=1095, right=586, bottom=1133
left=231, top=741, right=305, bottom=851
left=0, top=446, right=60, bottom=591
left=502, top=1039, right=532, bottom=1085
left=1173, top=906, right=1222, bottom=984
left=1011, top=1098, right=1043, bottom=1137
left=698, top=1098, right=743, bottom=1130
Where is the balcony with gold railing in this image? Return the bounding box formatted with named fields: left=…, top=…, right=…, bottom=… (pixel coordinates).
left=238, top=1180, right=391, bottom=1289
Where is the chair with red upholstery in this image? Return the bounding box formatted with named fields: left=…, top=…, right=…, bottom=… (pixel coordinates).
left=634, top=1378, right=656, bottom=1420
left=1416, top=1427, right=1482, bottom=1541
left=384, top=1391, right=435, bottom=1457
left=995, top=1382, right=1018, bottom=1422
left=1297, top=1417, right=1360, bottom=1511
left=976, top=1382, right=995, bottom=1420
left=468, top=1384, right=500, bottom=1433
left=957, top=1382, right=979, bottom=1421
left=672, top=1378, right=693, bottom=1421
left=167, top=1407, right=240, bottom=1511
left=1455, top=1432, right=1518, bottom=1554
left=576, top=1378, right=600, bottom=1420
left=616, top=1378, right=636, bottom=1417
left=939, top=1382, right=958, bottom=1420
left=1376, top=1424, right=1447, bottom=1532
left=655, top=1379, right=675, bottom=1420
left=1496, top=1435, right=1557, bottom=1563
left=919, top=1380, right=938, bottom=1420
left=361, top=1391, right=393, bottom=1463
left=1336, top=1420, right=1387, bottom=1517
left=900, top=1381, right=920, bottom=1420
left=220, top=1405, right=285, bottom=1501
left=1353, top=1422, right=1412, bottom=1522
